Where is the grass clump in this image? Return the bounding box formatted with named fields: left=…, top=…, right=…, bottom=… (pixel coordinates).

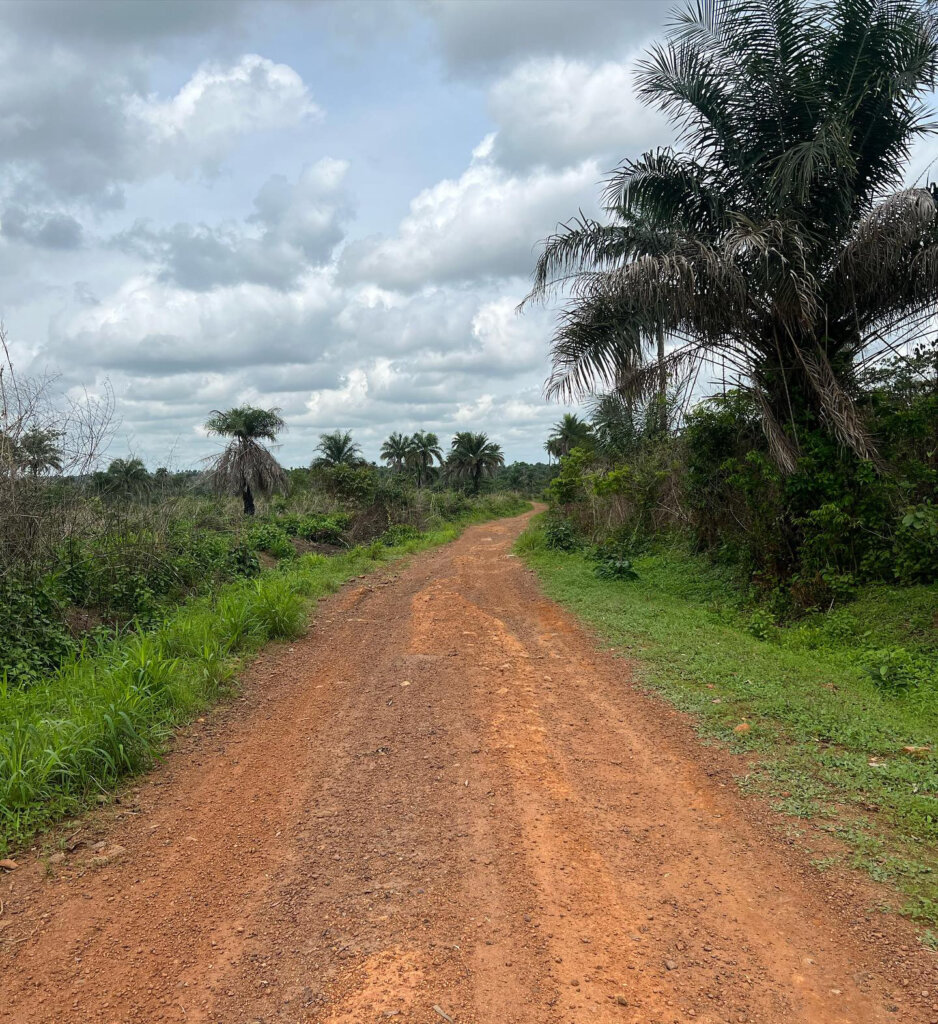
left=517, top=514, right=938, bottom=924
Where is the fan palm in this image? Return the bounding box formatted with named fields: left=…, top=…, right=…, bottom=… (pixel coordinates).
left=547, top=413, right=594, bottom=458
left=380, top=431, right=413, bottom=472
left=205, top=406, right=286, bottom=516
left=313, top=430, right=364, bottom=468
left=407, top=430, right=444, bottom=487
left=525, top=0, right=938, bottom=471
left=445, top=432, right=505, bottom=493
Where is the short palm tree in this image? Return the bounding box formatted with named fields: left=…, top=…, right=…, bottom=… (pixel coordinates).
left=525, top=0, right=938, bottom=471
left=380, top=431, right=413, bottom=472
left=16, top=428, right=63, bottom=477
left=313, top=429, right=364, bottom=468
left=205, top=406, right=287, bottom=516
left=445, top=432, right=505, bottom=493
left=546, top=413, right=593, bottom=458
left=407, top=430, right=443, bottom=487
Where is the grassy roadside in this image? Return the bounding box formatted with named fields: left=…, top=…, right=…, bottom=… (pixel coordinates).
left=0, top=496, right=529, bottom=853
left=516, top=514, right=938, bottom=932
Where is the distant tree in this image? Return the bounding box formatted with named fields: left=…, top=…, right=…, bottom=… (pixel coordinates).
left=446, top=432, right=505, bottom=493
left=544, top=437, right=564, bottom=463
left=547, top=413, right=593, bottom=458
left=15, top=428, right=63, bottom=477
left=380, top=431, right=412, bottom=472
left=313, top=430, right=365, bottom=468
left=103, top=457, right=151, bottom=498
left=205, top=406, right=287, bottom=516
left=407, top=430, right=443, bottom=487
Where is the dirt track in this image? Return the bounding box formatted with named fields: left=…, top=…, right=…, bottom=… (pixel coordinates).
left=1, top=509, right=935, bottom=1023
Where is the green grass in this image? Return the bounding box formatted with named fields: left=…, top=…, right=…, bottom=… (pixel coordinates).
left=516, top=516, right=938, bottom=926
left=0, top=496, right=528, bottom=853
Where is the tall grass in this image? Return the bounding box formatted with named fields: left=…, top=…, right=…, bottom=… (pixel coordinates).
left=0, top=495, right=529, bottom=851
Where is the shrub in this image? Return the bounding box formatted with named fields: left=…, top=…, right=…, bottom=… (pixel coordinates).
left=246, top=523, right=295, bottom=560
left=543, top=513, right=580, bottom=551
left=593, top=556, right=639, bottom=581
left=895, top=503, right=938, bottom=584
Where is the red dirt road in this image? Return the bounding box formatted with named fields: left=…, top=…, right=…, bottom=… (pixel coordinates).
left=1, top=510, right=935, bottom=1023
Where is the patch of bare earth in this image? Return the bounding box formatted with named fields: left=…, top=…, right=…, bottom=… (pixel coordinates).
left=1, top=510, right=935, bottom=1023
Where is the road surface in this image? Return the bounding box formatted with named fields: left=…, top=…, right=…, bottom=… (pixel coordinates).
left=1, top=509, right=935, bottom=1023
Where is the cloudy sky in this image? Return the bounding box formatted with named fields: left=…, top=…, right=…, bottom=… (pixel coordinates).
left=0, top=0, right=676, bottom=467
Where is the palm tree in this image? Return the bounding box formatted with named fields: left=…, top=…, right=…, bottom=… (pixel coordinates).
left=407, top=430, right=443, bottom=487
left=445, top=432, right=505, bottom=493
left=103, top=457, right=151, bottom=498
left=546, top=413, right=593, bottom=458
left=205, top=406, right=287, bottom=516
left=544, top=437, right=563, bottom=464
left=589, top=393, right=640, bottom=460
left=380, top=431, right=413, bottom=472
left=525, top=0, right=938, bottom=472
left=16, top=428, right=63, bottom=476
left=312, top=430, right=365, bottom=468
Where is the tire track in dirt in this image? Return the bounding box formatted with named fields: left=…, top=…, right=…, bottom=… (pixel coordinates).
left=1, top=510, right=934, bottom=1023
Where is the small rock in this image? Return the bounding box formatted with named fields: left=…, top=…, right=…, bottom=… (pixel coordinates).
left=616, top=995, right=629, bottom=1006
left=665, top=960, right=678, bottom=971
left=107, top=845, right=127, bottom=859
left=0, top=859, right=18, bottom=871
left=570, top=979, right=580, bottom=987
left=48, top=853, right=66, bottom=865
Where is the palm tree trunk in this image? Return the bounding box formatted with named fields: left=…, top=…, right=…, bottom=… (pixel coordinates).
left=242, top=485, right=255, bottom=516
left=657, top=323, right=667, bottom=434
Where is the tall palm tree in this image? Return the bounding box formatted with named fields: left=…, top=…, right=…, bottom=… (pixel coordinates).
left=546, top=413, right=593, bottom=458
left=380, top=431, right=413, bottom=472
left=205, top=406, right=286, bottom=516
left=312, top=429, right=364, bottom=468
left=16, top=428, right=63, bottom=477
left=407, top=430, right=443, bottom=487
left=525, top=0, right=938, bottom=472
left=445, top=432, right=505, bottom=493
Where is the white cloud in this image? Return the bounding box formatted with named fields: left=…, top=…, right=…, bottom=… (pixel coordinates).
left=114, top=158, right=353, bottom=290
left=489, top=57, right=670, bottom=171
left=127, top=55, right=321, bottom=179
left=0, top=49, right=318, bottom=214
left=341, top=150, right=603, bottom=290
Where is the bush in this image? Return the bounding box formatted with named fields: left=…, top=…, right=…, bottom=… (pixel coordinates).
left=895, top=503, right=938, bottom=584
left=544, top=512, right=580, bottom=551
left=246, top=523, right=295, bottom=560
